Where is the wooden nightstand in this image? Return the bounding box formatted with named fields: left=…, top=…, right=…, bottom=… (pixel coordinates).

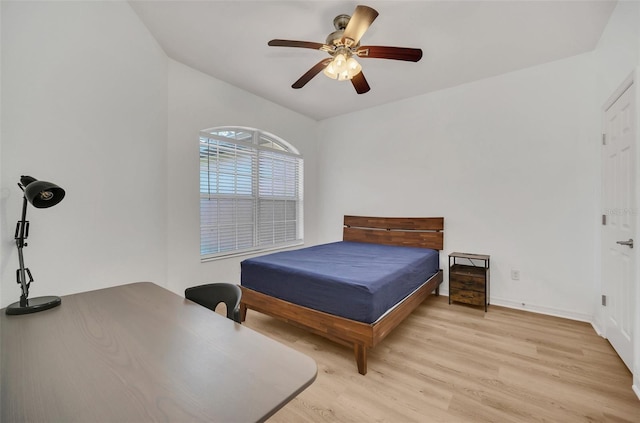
left=448, top=252, right=490, bottom=312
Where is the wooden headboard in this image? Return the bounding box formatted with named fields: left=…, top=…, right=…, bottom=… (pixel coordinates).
left=343, top=216, right=444, bottom=250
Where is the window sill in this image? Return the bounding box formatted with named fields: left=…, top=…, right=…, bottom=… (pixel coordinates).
left=200, top=241, right=304, bottom=263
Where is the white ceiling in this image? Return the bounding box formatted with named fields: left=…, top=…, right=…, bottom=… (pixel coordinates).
left=129, top=0, right=617, bottom=121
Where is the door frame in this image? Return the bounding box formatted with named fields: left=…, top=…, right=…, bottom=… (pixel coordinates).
left=600, top=69, right=640, bottom=399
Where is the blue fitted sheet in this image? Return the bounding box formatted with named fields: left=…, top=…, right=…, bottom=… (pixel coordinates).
left=241, top=241, right=440, bottom=323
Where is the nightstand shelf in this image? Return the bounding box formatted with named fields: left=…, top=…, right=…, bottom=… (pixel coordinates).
left=448, top=252, right=490, bottom=312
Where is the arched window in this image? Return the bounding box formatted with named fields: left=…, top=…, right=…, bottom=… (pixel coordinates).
left=199, top=127, right=303, bottom=260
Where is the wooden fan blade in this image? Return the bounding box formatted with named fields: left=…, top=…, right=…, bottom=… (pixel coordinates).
left=357, top=46, right=423, bottom=62
left=342, top=5, right=379, bottom=47
left=268, top=39, right=326, bottom=50
left=351, top=71, right=370, bottom=94
left=292, top=59, right=332, bottom=89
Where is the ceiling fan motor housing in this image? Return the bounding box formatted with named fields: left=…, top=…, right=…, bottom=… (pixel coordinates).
left=326, top=14, right=361, bottom=52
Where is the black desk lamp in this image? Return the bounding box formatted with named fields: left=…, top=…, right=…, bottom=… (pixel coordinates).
left=5, top=175, right=66, bottom=315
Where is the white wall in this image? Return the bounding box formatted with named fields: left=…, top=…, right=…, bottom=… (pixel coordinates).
left=166, top=59, right=319, bottom=296
left=0, top=1, right=168, bottom=306
left=317, top=53, right=599, bottom=322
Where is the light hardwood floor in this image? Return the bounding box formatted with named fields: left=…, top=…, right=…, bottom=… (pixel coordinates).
left=242, top=295, right=640, bottom=422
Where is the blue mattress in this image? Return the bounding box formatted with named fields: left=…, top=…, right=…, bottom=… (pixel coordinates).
left=241, top=241, right=440, bottom=323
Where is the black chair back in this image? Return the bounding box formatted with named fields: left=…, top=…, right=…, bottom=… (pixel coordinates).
left=185, top=283, right=242, bottom=323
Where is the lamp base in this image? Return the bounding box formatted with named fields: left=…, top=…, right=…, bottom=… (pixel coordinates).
left=5, top=296, right=61, bottom=315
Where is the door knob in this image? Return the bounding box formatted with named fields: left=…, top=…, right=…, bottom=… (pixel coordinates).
left=616, top=239, right=634, bottom=248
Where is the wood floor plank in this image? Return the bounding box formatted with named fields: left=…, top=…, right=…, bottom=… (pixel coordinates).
left=241, top=296, right=640, bottom=422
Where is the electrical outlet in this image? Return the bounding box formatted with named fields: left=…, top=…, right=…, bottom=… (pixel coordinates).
left=511, top=269, right=520, bottom=280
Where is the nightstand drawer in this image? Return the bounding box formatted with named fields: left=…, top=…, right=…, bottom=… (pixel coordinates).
left=449, top=289, right=485, bottom=306
left=449, top=275, right=485, bottom=292
left=450, top=264, right=485, bottom=278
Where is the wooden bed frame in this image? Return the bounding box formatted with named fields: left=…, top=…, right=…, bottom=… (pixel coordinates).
left=239, top=216, right=444, bottom=375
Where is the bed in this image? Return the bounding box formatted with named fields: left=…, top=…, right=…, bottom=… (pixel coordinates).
left=239, top=216, right=444, bottom=375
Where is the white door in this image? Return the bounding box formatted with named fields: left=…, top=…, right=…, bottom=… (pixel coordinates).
left=602, top=81, right=636, bottom=371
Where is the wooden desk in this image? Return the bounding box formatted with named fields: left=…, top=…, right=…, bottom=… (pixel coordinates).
left=1, top=282, right=317, bottom=422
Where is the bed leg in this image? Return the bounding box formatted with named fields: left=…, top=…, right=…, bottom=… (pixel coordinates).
left=354, top=344, right=367, bottom=375
left=435, top=286, right=440, bottom=296
left=239, top=303, right=248, bottom=322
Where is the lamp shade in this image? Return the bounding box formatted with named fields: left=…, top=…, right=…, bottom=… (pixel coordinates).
left=21, top=176, right=65, bottom=208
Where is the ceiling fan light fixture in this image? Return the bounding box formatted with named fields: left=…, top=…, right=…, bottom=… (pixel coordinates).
left=323, top=53, right=362, bottom=81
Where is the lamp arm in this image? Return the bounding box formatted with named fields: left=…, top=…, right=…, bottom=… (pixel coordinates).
left=15, top=195, right=31, bottom=306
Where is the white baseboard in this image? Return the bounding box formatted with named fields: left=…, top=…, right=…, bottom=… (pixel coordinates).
left=633, top=383, right=640, bottom=401
left=590, top=321, right=605, bottom=337
left=439, top=290, right=593, bottom=323
left=489, top=297, right=593, bottom=322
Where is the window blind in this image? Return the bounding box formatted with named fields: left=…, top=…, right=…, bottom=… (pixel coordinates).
left=200, top=128, right=303, bottom=259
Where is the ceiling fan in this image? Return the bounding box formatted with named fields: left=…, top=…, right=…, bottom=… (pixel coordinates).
left=268, top=5, right=422, bottom=94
